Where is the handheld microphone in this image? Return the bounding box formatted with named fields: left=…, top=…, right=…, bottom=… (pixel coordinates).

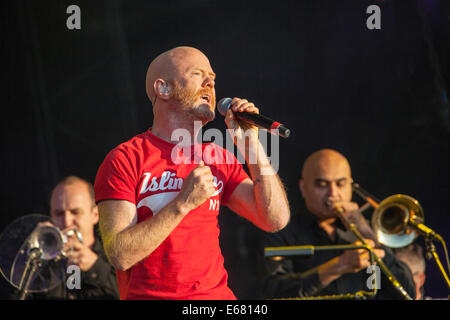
left=217, top=97, right=291, bottom=138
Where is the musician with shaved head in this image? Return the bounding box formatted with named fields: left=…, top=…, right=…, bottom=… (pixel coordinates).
left=22, top=176, right=119, bottom=300
left=260, top=149, right=416, bottom=299
left=94, top=46, right=290, bottom=300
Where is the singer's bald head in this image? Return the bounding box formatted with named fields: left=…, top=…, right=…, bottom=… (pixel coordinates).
left=145, top=46, right=212, bottom=104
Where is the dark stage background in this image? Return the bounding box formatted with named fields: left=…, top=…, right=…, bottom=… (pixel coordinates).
left=1, top=0, right=449, bottom=299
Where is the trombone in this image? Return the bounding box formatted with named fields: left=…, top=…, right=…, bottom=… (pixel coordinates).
left=266, top=182, right=449, bottom=300
left=331, top=185, right=411, bottom=300
left=352, top=182, right=425, bottom=248
left=351, top=182, right=450, bottom=293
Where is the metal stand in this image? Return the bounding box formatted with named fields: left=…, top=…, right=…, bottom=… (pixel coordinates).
left=281, top=290, right=375, bottom=300
left=347, top=223, right=413, bottom=300
left=265, top=243, right=378, bottom=300
left=17, top=248, right=42, bottom=300
left=424, top=237, right=450, bottom=293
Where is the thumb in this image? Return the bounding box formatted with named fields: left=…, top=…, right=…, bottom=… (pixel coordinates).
left=198, top=160, right=204, bottom=167
left=364, top=239, right=376, bottom=248
left=225, top=109, right=234, bottom=124
left=374, top=248, right=385, bottom=259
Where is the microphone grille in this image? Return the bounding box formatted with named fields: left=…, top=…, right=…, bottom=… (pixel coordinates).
left=217, top=97, right=232, bottom=116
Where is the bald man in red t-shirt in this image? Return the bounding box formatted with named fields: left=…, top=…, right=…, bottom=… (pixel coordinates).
left=94, top=46, right=290, bottom=299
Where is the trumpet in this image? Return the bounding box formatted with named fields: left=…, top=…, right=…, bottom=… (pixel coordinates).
left=28, top=224, right=83, bottom=261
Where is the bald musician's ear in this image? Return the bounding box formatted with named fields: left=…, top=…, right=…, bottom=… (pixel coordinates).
left=299, top=179, right=305, bottom=197
left=154, top=79, right=170, bottom=99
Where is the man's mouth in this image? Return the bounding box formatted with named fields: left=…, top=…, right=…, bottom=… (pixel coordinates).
left=324, top=200, right=336, bottom=209
left=200, top=94, right=211, bottom=105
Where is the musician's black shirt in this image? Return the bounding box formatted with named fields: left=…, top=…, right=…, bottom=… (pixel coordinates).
left=259, top=211, right=416, bottom=300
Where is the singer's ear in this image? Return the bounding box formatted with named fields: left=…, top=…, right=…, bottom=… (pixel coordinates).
left=154, top=79, right=170, bottom=100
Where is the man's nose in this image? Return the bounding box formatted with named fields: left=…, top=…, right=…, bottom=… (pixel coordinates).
left=328, top=182, right=340, bottom=198
left=203, top=76, right=215, bottom=89
left=62, top=212, right=74, bottom=229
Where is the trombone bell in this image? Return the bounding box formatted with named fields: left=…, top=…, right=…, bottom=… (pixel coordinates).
left=372, top=194, right=424, bottom=248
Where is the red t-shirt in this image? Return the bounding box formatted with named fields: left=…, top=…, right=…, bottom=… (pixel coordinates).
left=94, top=129, right=249, bottom=300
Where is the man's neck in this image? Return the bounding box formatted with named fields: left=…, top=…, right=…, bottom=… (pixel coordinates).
left=151, top=114, right=204, bottom=145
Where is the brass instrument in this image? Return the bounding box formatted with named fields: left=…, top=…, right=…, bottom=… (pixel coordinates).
left=28, top=224, right=83, bottom=260
left=16, top=222, right=83, bottom=300
left=353, top=183, right=425, bottom=248
left=352, top=182, right=450, bottom=293
left=294, top=183, right=424, bottom=300
left=332, top=200, right=413, bottom=299
left=265, top=182, right=449, bottom=300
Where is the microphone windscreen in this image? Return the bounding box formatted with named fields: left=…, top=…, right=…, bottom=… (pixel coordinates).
left=217, top=97, right=233, bottom=116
